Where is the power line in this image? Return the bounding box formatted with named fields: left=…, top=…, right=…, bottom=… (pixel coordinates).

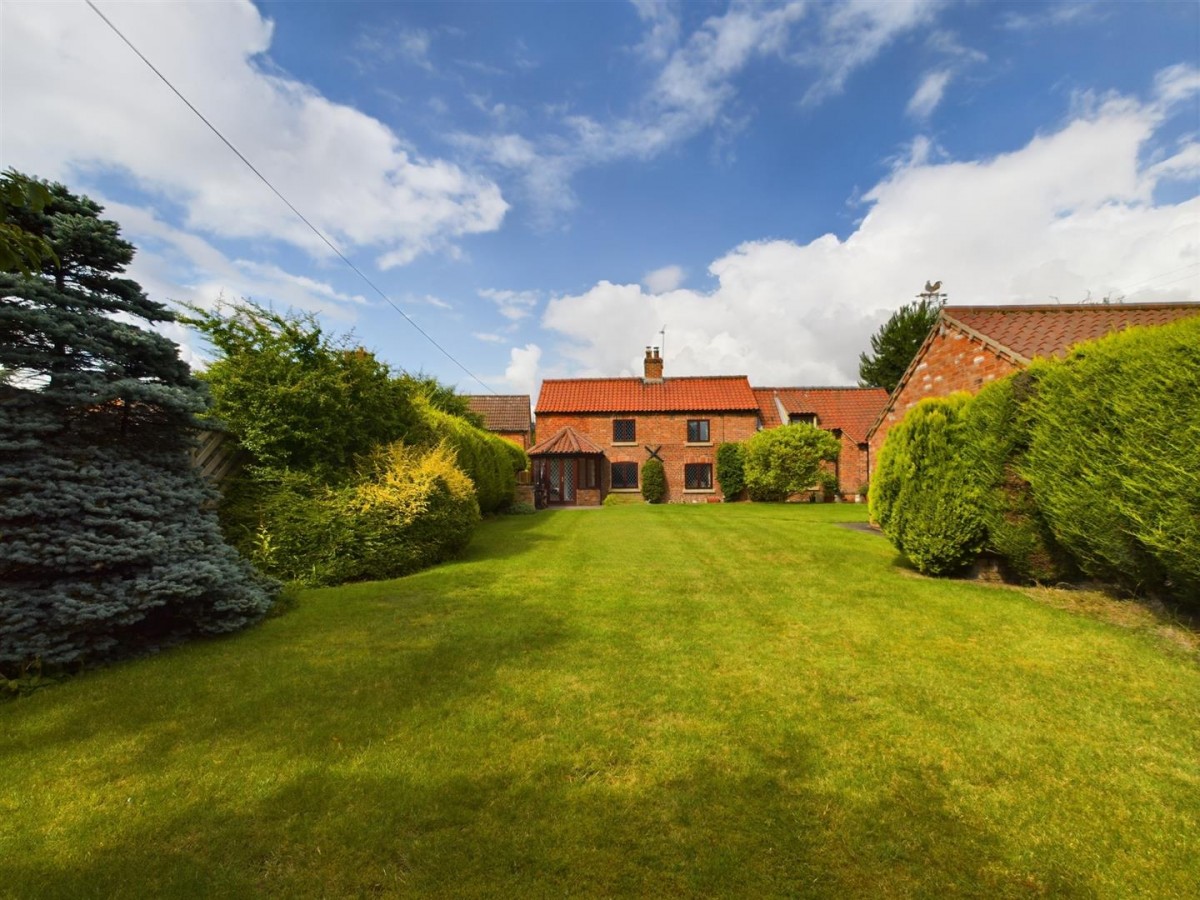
left=84, top=0, right=497, bottom=395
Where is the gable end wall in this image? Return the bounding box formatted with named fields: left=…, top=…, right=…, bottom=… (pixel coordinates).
left=868, top=324, right=1020, bottom=477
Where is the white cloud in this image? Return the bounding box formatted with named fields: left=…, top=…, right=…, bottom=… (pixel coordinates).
left=479, top=288, right=541, bottom=321
left=1002, top=1, right=1107, bottom=31
left=1, top=1, right=507, bottom=268
left=472, top=332, right=508, bottom=344
left=907, top=70, right=952, bottom=119
left=643, top=265, right=687, bottom=293
left=502, top=343, right=542, bottom=398
left=458, top=0, right=938, bottom=222
left=629, top=0, right=681, bottom=62
left=798, top=0, right=944, bottom=105
left=539, top=77, right=1200, bottom=387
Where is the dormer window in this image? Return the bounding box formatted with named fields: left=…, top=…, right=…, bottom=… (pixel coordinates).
left=789, top=413, right=818, bottom=426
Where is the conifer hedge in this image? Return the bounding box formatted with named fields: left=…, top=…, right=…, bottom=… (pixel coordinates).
left=414, top=402, right=528, bottom=514
left=869, top=394, right=984, bottom=575
left=959, top=373, right=1074, bottom=584
left=871, top=317, right=1199, bottom=605
left=1022, top=318, right=1200, bottom=602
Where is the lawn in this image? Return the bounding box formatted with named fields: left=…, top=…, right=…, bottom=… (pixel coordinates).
left=2, top=504, right=1198, bottom=898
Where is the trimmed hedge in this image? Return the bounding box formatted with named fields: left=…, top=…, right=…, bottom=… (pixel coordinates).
left=641, top=458, right=666, bottom=503
left=716, top=442, right=746, bottom=499
left=960, top=373, right=1075, bottom=584
left=1022, top=317, right=1200, bottom=602
left=414, top=401, right=528, bottom=514
left=221, top=443, right=479, bottom=586
left=870, top=393, right=984, bottom=575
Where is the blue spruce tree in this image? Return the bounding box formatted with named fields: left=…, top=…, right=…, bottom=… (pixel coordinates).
left=0, top=175, right=275, bottom=676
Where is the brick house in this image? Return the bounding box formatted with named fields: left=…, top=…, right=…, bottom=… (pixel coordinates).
left=531, top=348, right=889, bottom=505
left=866, top=302, right=1200, bottom=478
left=533, top=349, right=760, bottom=505
left=464, top=394, right=532, bottom=450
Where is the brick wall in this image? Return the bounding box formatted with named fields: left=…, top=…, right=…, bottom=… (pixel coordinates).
left=494, top=430, right=530, bottom=450
left=536, top=411, right=759, bottom=502
left=868, top=323, right=1020, bottom=478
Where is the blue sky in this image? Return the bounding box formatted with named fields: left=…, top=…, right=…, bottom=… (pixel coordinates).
left=3, top=0, right=1198, bottom=398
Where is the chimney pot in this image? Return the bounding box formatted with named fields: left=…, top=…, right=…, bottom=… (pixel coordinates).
left=643, top=346, right=664, bottom=382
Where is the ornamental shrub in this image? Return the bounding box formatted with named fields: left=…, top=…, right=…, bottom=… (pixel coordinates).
left=221, top=443, right=478, bottom=586
left=716, top=442, right=746, bottom=499
left=959, top=372, right=1074, bottom=584
left=869, top=393, right=984, bottom=575
left=641, top=458, right=666, bottom=503
left=743, top=424, right=840, bottom=502
left=1022, top=317, right=1200, bottom=604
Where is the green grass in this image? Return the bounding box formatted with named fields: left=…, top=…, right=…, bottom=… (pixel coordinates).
left=2, top=504, right=1198, bottom=898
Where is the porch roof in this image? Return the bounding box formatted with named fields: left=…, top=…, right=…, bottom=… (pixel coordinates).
left=528, top=426, right=606, bottom=457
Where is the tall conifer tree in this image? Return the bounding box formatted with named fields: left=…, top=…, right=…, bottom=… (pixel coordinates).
left=0, top=175, right=274, bottom=675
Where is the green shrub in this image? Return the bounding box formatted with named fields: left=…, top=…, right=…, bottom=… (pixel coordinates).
left=1022, top=317, right=1200, bottom=603
left=222, top=444, right=479, bottom=586
left=413, top=401, right=528, bottom=514
left=743, top=424, right=840, bottom=502
left=959, top=373, right=1074, bottom=584
left=504, top=501, right=537, bottom=515
left=716, top=442, right=746, bottom=499
left=870, top=394, right=984, bottom=575
left=641, top=458, right=666, bottom=503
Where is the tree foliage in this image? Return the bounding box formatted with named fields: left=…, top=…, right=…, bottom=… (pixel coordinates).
left=858, top=297, right=944, bottom=393
left=742, top=424, right=840, bottom=502
left=0, top=175, right=274, bottom=676
left=183, top=300, right=420, bottom=479
left=0, top=169, right=58, bottom=276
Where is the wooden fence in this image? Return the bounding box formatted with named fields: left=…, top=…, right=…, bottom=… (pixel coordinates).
left=191, top=430, right=244, bottom=488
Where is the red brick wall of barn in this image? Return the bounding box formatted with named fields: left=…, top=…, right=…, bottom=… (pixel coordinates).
left=868, top=324, right=1021, bottom=478
left=494, top=430, right=530, bottom=450
left=535, top=411, right=760, bottom=502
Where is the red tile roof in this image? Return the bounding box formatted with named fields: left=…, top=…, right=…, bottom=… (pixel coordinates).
left=944, top=303, right=1200, bottom=363
left=464, top=394, right=531, bottom=432
left=536, top=376, right=758, bottom=414
left=527, top=425, right=606, bottom=456
left=753, top=387, right=890, bottom=443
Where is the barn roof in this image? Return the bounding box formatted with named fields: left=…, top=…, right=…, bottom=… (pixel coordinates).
left=753, top=387, right=891, bottom=444
left=464, top=395, right=531, bottom=432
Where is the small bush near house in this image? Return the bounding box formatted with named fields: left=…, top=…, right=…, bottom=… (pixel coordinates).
left=959, top=373, right=1075, bottom=584
left=1022, top=317, right=1200, bottom=604
left=504, top=501, right=537, bottom=515
left=716, top=442, right=746, bottom=499
left=222, top=444, right=479, bottom=586
left=641, top=458, right=666, bottom=503
left=743, top=424, right=840, bottom=502
left=869, top=393, right=984, bottom=575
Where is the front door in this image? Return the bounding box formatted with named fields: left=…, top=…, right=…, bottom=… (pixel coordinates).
left=547, top=458, right=576, bottom=505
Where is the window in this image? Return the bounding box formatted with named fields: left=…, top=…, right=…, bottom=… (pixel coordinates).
left=684, top=463, right=713, bottom=490
left=789, top=413, right=818, bottom=426
left=581, top=457, right=598, bottom=489
left=687, top=419, right=710, bottom=443
left=611, top=461, right=638, bottom=489
left=613, top=418, right=636, bottom=443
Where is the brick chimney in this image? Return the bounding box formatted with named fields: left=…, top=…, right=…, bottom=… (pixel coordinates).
left=643, top=346, right=663, bottom=382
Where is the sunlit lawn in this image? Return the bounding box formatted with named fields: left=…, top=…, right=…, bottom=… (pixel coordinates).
left=2, top=504, right=1197, bottom=898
